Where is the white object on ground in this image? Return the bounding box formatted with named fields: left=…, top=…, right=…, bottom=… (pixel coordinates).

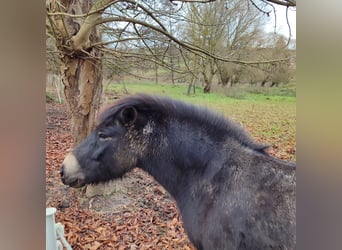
left=46, top=207, right=72, bottom=250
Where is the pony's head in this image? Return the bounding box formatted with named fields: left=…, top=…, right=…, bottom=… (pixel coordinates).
left=60, top=96, right=154, bottom=188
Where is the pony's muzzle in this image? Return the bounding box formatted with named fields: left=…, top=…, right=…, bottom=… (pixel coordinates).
left=60, top=153, right=85, bottom=188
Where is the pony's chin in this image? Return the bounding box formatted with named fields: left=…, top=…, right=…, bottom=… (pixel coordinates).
left=87, top=174, right=125, bottom=186
left=67, top=178, right=86, bottom=188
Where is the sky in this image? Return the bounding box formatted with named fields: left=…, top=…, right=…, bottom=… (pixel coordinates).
left=264, top=4, right=296, bottom=40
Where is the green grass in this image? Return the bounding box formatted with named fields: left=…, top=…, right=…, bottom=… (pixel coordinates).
left=104, top=81, right=296, bottom=161
left=105, top=81, right=295, bottom=105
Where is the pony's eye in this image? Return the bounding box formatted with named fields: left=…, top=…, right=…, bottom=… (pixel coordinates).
left=98, top=132, right=109, bottom=140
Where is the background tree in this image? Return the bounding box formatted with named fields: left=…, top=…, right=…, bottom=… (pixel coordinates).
left=244, top=32, right=296, bottom=87
left=184, top=0, right=266, bottom=92
left=184, top=1, right=225, bottom=92
left=268, top=34, right=295, bottom=86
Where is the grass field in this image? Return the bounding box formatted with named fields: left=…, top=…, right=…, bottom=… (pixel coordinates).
left=104, top=82, right=296, bottom=161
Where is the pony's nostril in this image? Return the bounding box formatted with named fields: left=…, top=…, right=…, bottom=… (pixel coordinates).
left=60, top=165, right=64, bottom=178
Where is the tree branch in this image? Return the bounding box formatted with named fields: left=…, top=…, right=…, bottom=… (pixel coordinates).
left=249, top=0, right=271, bottom=16
left=97, top=16, right=293, bottom=65
left=170, top=0, right=295, bottom=7
left=284, top=6, right=292, bottom=47
left=169, top=0, right=216, bottom=3
left=100, top=47, right=187, bottom=74
left=69, top=0, right=116, bottom=51
left=265, top=0, right=296, bottom=7
left=47, top=0, right=118, bottom=18
left=90, top=37, right=144, bottom=48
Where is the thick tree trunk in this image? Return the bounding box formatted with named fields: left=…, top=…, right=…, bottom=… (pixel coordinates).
left=48, top=0, right=124, bottom=196
left=61, top=56, right=103, bottom=145
left=48, top=0, right=105, bottom=145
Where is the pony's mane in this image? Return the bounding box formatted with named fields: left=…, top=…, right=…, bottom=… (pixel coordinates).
left=98, top=94, right=269, bottom=154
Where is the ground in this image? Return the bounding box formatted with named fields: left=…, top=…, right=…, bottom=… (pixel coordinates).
left=46, top=102, right=195, bottom=250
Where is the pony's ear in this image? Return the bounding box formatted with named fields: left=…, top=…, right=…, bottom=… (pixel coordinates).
left=119, top=106, right=138, bottom=125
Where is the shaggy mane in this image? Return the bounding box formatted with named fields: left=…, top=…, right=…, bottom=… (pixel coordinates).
left=98, top=94, right=269, bottom=154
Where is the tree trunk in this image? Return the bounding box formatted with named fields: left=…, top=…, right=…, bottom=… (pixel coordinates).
left=155, top=63, right=158, bottom=84
left=61, top=55, right=103, bottom=145
left=222, top=76, right=230, bottom=86
left=203, top=73, right=214, bottom=93
left=270, top=81, right=279, bottom=87
left=187, top=77, right=197, bottom=96
left=203, top=81, right=211, bottom=93
left=48, top=0, right=105, bottom=145
left=187, top=83, right=192, bottom=96
left=170, top=48, right=175, bottom=85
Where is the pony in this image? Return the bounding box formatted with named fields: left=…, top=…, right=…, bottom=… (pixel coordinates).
left=61, top=94, right=296, bottom=249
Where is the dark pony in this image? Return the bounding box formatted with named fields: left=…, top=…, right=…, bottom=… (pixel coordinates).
left=61, top=94, right=296, bottom=249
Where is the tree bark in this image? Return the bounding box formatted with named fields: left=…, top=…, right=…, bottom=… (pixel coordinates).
left=61, top=55, right=103, bottom=145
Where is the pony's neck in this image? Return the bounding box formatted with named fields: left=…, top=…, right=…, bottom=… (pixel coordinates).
left=140, top=158, right=189, bottom=200
left=139, top=121, right=227, bottom=200
left=139, top=138, right=219, bottom=201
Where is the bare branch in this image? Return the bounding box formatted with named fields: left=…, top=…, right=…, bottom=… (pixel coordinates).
left=178, top=47, right=199, bottom=79
left=46, top=13, right=60, bottom=46
left=69, top=0, right=118, bottom=50
left=170, top=0, right=295, bottom=7
left=90, top=37, right=144, bottom=48
left=265, top=0, right=296, bottom=7
left=284, top=6, right=292, bottom=47
left=132, top=23, right=157, bottom=59
left=100, top=47, right=187, bottom=74
left=249, top=0, right=271, bottom=16
left=131, top=0, right=168, bottom=32
left=169, top=0, right=216, bottom=3
left=97, top=16, right=292, bottom=65
left=47, top=0, right=118, bottom=18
